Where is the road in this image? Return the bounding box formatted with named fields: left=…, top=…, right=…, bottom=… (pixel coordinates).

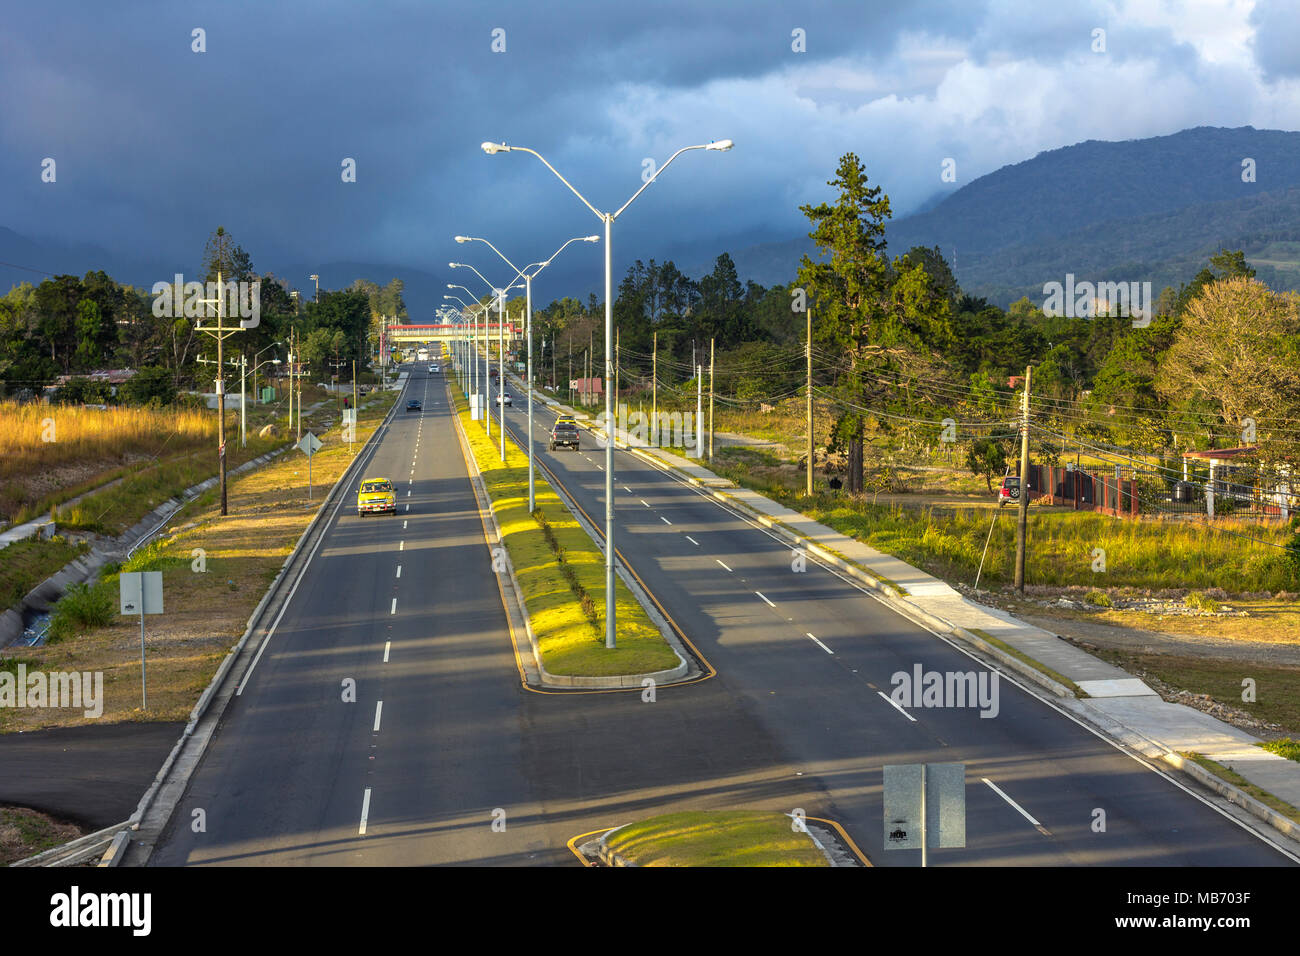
left=148, top=367, right=1296, bottom=865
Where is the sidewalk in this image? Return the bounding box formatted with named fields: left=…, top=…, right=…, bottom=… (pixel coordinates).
left=509, top=370, right=1300, bottom=835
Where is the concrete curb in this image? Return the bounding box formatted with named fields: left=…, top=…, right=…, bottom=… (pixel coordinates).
left=448, top=379, right=691, bottom=690
left=10, top=819, right=129, bottom=867
left=103, top=394, right=401, bottom=867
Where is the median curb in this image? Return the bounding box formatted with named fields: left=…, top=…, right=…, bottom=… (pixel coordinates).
left=447, top=379, right=692, bottom=690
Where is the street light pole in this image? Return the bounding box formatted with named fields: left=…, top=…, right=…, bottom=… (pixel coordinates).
left=482, top=138, right=733, bottom=649
left=453, top=234, right=599, bottom=512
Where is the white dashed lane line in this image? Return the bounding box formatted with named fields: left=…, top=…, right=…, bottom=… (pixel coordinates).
left=983, top=778, right=1045, bottom=830
left=373, top=700, right=384, bottom=732
left=640, top=499, right=650, bottom=508
left=685, top=535, right=700, bottom=546
left=396, top=565, right=401, bottom=578
left=390, top=598, right=397, bottom=614
left=878, top=691, right=916, bottom=721
left=755, top=591, right=776, bottom=608
left=359, top=789, right=372, bottom=836
left=716, top=559, right=732, bottom=572
left=806, top=632, right=834, bottom=655
left=660, top=516, right=672, bottom=525
left=383, top=641, right=390, bottom=663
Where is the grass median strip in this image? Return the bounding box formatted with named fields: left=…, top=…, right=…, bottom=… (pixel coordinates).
left=453, top=384, right=678, bottom=678
left=0, top=390, right=396, bottom=733
left=602, top=811, right=829, bottom=866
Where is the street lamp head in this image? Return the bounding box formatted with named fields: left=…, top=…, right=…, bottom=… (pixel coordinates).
left=706, top=139, right=734, bottom=151
left=449, top=263, right=463, bottom=269
left=454, top=236, right=470, bottom=243
left=583, top=235, right=600, bottom=242
left=481, top=142, right=508, bottom=155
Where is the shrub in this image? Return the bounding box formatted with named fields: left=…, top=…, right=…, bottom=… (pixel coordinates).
left=46, top=580, right=115, bottom=643
left=1184, top=591, right=1221, bottom=613
left=1083, top=589, right=1113, bottom=608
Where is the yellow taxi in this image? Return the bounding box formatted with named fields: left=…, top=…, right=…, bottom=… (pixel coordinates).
left=357, top=477, right=397, bottom=516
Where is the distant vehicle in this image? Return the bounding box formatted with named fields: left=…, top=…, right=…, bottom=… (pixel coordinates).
left=496, top=392, right=512, bottom=406
left=549, top=420, right=579, bottom=451
left=406, top=399, right=422, bottom=411
left=417, top=348, right=430, bottom=362
left=998, top=476, right=1020, bottom=505
left=357, top=478, right=396, bottom=516
left=429, top=364, right=440, bottom=373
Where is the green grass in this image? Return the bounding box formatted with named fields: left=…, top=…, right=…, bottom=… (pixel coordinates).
left=1184, top=590, right=1222, bottom=613
left=452, top=379, right=679, bottom=677
left=1258, top=738, right=1300, bottom=762
left=0, top=536, right=88, bottom=609
left=705, top=448, right=1299, bottom=594
left=602, top=811, right=829, bottom=866
left=1181, top=752, right=1300, bottom=825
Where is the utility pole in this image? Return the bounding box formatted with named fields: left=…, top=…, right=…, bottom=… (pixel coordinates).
left=239, top=353, right=247, bottom=448
left=614, top=327, right=620, bottom=443
left=567, top=333, right=573, bottom=406
left=1015, top=364, right=1032, bottom=592
left=652, top=330, right=657, bottom=447
left=499, top=308, right=505, bottom=462
left=708, top=337, right=714, bottom=460
left=806, top=306, right=813, bottom=497
left=194, top=272, right=244, bottom=517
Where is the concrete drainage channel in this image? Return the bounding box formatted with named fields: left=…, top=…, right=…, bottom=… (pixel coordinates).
left=0, top=446, right=293, bottom=651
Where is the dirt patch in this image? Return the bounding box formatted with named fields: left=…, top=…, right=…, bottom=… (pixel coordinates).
left=0, top=805, right=85, bottom=865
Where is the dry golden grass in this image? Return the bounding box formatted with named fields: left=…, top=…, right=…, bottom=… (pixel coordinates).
left=0, top=402, right=214, bottom=481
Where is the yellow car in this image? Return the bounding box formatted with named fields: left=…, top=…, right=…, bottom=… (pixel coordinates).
left=357, top=477, right=397, bottom=516
left=555, top=414, right=577, bottom=425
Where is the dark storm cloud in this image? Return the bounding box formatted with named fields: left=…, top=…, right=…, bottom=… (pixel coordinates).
left=0, top=0, right=1295, bottom=313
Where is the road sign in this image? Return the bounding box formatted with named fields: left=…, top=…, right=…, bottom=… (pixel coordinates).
left=119, top=571, right=163, bottom=710
left=298, top=431, right=322, bottom=457
left=884, top=762, right=966, bottom=864
left=119, top=571, right=164, bottom=615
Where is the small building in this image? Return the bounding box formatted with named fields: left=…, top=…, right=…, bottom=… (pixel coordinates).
left=569, top=377, right=603, bottom=406
left=1181, top=446, right=1290, bottom=519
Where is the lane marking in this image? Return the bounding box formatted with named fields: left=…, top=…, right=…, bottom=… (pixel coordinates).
left=755, top=590, right=776, bottom=608
left=640, top=499, right=650, bottom=507
left=359, top=788, right=372, bottom=835
left=399, top=541, right=404, bottom=551
left=390, top=598, right=397, bottom=615
left=716, top=558, right=732, bottom=572
left=373, top=700, right=383, bottom=732
left=660, top=515, right=672, bottom=525
left=877, top=690, right=916, bottom=721
left=383, top=640, right=390, bottom=662
left=685, top=535, right=700, bottom=546
left=982, top=778, right=1041, bottom=826
left=806, top=632, right=834, bottom=655
left=396, top=565, right=402, bottom=578
left=403, top=520, right=407, bottom=529
left=406, top=490, right=411, bottom=496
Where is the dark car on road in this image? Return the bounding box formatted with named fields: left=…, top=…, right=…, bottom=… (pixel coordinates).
left=406, top=399, right=422, bottom=411
left=549, top=420, right=579, bottom=451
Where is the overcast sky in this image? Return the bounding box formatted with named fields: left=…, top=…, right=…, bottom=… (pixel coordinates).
left=3, top=0, right=1299, bottom=302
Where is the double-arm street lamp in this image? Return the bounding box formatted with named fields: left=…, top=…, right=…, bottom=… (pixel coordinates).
left=450, top=263, right=523, bottom=453
left=454, top=234, right=599, bottom=512
left=480, top=138, right=733, bottom=648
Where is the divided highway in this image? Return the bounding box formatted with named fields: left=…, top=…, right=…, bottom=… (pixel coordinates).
left=147, top=367, right=1296, bottom=865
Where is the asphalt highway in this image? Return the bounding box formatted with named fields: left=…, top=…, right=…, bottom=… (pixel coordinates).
left=148, top=366, right=1296, bottom=865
